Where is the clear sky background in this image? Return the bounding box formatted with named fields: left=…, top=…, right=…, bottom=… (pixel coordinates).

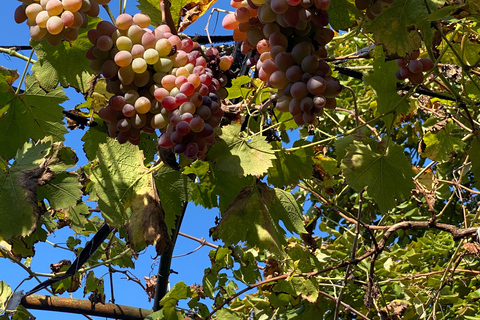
left=0, top=1, right=237, bottom=318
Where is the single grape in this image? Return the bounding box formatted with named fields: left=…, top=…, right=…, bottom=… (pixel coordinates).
left=116, top=13, right=133, bottom=30
left=133, top=13, right=151, bottom=28
left=62, top=0, right=83, bottom=12
left=122, top=104, right=136, bottom=117
left=114, top=51, right=133, bottom=67
left=408, top=60, right=423, bottom=73
left=420, top=58, right=434, bottom=72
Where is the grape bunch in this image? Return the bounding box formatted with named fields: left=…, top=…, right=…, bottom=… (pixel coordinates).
left=223, top=0, right=342, bottom=126
left=395, top=50, right=434, bottom=84
left=354, top=0, right=394, bottom=20
left=14, top=0, right=110, bottom=46
left=89, top=13, right=233, bottom=159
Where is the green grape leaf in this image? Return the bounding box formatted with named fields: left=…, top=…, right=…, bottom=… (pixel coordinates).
left=0, top=139, right=76, bottom=239
left=11, top=305, right=35, bottom=320
left=227, top=75, right=253, bottom=99
left=421, top=120, right=465, bottom=162
left=137, top=0, right=163, bottom=27
left=211, top=181, right=307, bottom=255
left=81, top=118, right=108, bottom=161
left=89, top=138, right=171, bottom=255
left=160, top=282, right=191, bottom=320
left=341, top=141, right=414, bottom=214
left=0, top=67, right=18, bottom=95
left=65, top=202, right=91, bottom=233
left=207, top=123, right=276, bottom=178
left=0, top=74, right=67, bottom=160
left=470, top=137, right=480, bottom=189
left=327, top=0, right=360, bottom=31
left=267, top=140, right=314, bottom=188
left=89, top=138, right=150, bottom=225
left=216, top=309, right=243, bottom=320
left=184, top=160, right=251, bottom=212
left=31, top=18, right=100, bottom=92
left=37, top=172, right=82, bottom=209
left=83, top=271, right=105, bottom=304
left=363, top=0, right=439, bottom=57
left=154, top=166, right=191, bottom=237
left=363, top=48, right=410, bottom=126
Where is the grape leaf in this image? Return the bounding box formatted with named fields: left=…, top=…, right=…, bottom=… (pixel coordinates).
left=470, top=137, right=480, bottom=189
left=363, top=48, right=410, bottom=126
left=177, top=0, right=218, bottom=32
left=90, top=138, right=171, bottom=254
left=37, top=172, right=82, bottom=209
left=267, top=140, right=314, bottom=188
left=327, top=0, right=360, bottom=31
left=31, top=18, right=100, bottom=92
left=89, top=138, right=151, bottom=225
left=207, top=123, right=276, bottom=178
left=421, top=120, right=465, bottom=162
left=0, top=139, right=74, bottom=239
left=0, top=281, right=11, bottom=314
left=211, top=181, right=307, bottom=255
left=154, top=166, right=191, bottom=236
left=363, top=0, right=439, bottom=57
left=81, top=118, right=108, bottom=161
left=341, top=141, right=414, bottom=214
left=0, top=74, right=67, bottom=160
left=184, top=160, right=251, bottom=211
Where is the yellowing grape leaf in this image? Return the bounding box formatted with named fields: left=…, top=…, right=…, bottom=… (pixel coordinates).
left=175, top=0, right=218, bottom=32
left=0, top=74, right=67, bottom=160
left=211, top=181, right=307, bottom=255
left=470, top=137, right=480, bottom=189
left=31, top=18, right=100, bottom=93
left=0, top=139, right=77, bottom=240
left=89, top=138, right=170, bottom=254
left=207, top=123, right=276, bottom=177
left=363, top=48, right=410, bottom=126
left=421, top=120, right=465, bottom=162
left=341, top=141, right=414, bottom=214
left=267, top=140, right=314, bottom=188
left=363, top=0, right=439, bottom=57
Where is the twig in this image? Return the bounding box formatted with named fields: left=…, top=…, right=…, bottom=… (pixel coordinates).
left=0, top=47, right=37, bottom=62
left=160, top=0, right=176, bottom=35
left=333, top=191, right=364, bottom=319
left=178, top=232, right=218, bottom=249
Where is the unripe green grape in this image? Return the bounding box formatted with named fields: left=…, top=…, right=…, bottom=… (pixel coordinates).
left=132, top=58, right=147, bottom=73
left=127, top=25, right=145, bottom=44
left=151, top=113, right=168, bottom=129
left=116, top=36, right=132, bottom=51
left=118, top=65, right=135, bottom=85
left=155, top=38, right=172, bottom=57
left=144, top=48, right=159, bottom=65
left=153, top=57, right=173, bottom=73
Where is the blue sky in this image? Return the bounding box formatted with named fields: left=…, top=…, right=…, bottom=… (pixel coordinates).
left=0, top=1, right=237, bottom=318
